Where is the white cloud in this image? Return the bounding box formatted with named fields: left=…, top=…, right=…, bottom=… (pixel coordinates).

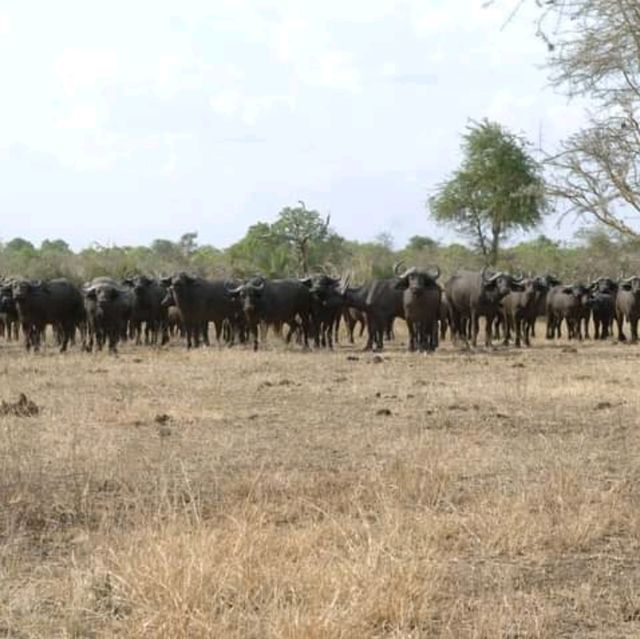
left=57, top=103, right=105, bottom=130
left=0, top=12, right=10, bottom=36
left=53, top=49, right=120, bottom=94
left=210, top=90, right=295, bottom=125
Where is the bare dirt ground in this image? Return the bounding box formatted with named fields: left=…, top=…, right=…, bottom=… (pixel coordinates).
left=1, top=327, right=640, bottom=637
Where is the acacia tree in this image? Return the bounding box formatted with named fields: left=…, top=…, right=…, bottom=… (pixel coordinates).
left=428, top=119, right=547, bottom=265
left=267, top=202, right=334, bottom=275
left=502, top=0, right=640, bottom=237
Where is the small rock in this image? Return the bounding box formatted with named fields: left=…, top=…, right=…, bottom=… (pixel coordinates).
left=372, top=355, right=384, bottom=364
left=595, top=401, right=613, bottom=410
left=154, top=413, right=171, bottom=424
left=376, top=408, right=392, bottom=416
left=346, top=356, right=360, bottom=361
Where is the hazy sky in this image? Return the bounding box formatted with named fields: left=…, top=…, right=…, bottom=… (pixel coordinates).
left=0, top=0, right=586, bottom=250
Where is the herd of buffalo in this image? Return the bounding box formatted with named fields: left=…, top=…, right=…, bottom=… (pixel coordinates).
left=0, top=265, right=638, bottom=354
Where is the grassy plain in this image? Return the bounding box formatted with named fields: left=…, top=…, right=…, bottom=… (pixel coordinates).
left=0, top=328, right=639, bottom=637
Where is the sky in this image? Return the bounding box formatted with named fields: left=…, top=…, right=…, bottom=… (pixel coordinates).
left=0, top=0, right=587, bottom=250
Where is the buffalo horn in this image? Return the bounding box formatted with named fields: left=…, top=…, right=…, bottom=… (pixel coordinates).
left=398, top=266, right=417, bottom=279
left=393, top=261, right=405, bottom=277
left=427, top=265, right=441, bottom=281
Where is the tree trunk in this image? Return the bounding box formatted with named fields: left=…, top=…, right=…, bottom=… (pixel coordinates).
left=489, top=223, right=501, bottom=266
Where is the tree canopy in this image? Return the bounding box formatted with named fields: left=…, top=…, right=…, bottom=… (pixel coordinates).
left=428, top=119, right=547, bottom=265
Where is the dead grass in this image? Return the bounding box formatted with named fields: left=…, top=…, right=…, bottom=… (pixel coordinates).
left=0, top=329, right=640, bottom=637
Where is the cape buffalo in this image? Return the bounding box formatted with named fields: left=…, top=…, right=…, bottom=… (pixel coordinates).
left=445, top=268, right=523, bottom=347
left=306, top=274, right=343, bottom=349
left=341, top=264, right=406, bottom=351
left=161, top=273, right=240, bottom=348
left=588, top=277, right=618, bottom=340
left=615, top=276, right=640, bottom=342
left=11, top=278, right=84, bottom=352
left=83, top=277, right=133, bottom=353
left=546, top=284, right=590, bottom=340
left=226, top=277, right=312, bottom=351
left=395, top=265, right=441, bottom=352
left=123, top=275, right=170, bottom=346
left=500, top=277, right=547, bottom=347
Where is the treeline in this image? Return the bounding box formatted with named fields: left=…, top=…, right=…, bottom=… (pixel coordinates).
left=2, top=209, right=640, bottom=285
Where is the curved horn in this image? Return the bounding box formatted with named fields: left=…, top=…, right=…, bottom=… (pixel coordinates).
left=393, top=261, right=405, bottom=276
left=398, top=266, right=417, bottom=279
left=225, top=281, right=244, bottom=294
left=249, top=277, right=265, bottom=291
left=427, top=265, right=441, bottom=281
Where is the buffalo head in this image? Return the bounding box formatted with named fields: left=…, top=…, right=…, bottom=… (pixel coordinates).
left=481, top=268, right=523, bottom=300
left=619, top=275, right=640, bottom=294
left=395, top=266, right=441, bottom=296
left=226, top=277, right=265, bottom=314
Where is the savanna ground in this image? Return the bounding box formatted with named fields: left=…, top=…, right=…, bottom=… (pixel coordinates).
left=1, top=324, right=640, bottom=638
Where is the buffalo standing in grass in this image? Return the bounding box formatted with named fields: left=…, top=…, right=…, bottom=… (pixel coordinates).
left=588, top=277, right=618, bottom=340
left=11, top=278, right=84, bottom=352
left=83, top=277, right=133, bottom=353
left=0, top=285, right=20, bottom=341
left=395, top=266, right=441, bottom=352
left=615, top=276, right=640, bottom=342
left=306, top=274, right=343, bottom=349
left=341, top=264, right=406, bottom=351
left=501, top=277, right=548, bottom=347
left=546, top=284, right=590, bottom=340
left=445, top=269, right=523, bottom=347
left=123, top=275, right=170, bottom=345
left=226, top=277, right=312, bottom=351
left=161, top=273, right=241, bottom=348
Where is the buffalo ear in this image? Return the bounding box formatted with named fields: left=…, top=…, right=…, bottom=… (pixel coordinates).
left=395, top=277, right=409, bottom=290
left=562, top=286, right=573, bottom=295
left=622, top=283, right=633, bottom=291
left=160, top=276, right=172, bottom=286
left=299, top=277, right=312, bottom=288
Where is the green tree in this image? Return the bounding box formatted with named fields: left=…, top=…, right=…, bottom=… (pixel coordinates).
left=428, top=119, right=547, bottom=265
left=268, top=203, right=334, bottom=274
left=406, top=235, right=438, bottom=251
left=41, top=239, right=72, bottom=254
left=5, top=237, right=36, bottom=253
left=179, top=232, right=198, bottom=258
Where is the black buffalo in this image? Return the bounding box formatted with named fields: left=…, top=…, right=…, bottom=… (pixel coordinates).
left=445, top=268, right=523, bottom=347
left=123, top=275, right=170, bottom=345
left=83, top=277, right=133, bottom=353
left=226, top=277, right=312, bottom=351
left=341, top=264, right=406, bottom=351
left=546, top=284, right=590, bottom=340
left=588, top=277, right=618, bottom=340
left=0, top=285, right=20, bottom=341
left=306, top=274, right=343, bottom=349
left=500, top=277, right=547, bottom=347
left=395, top=266, right=441, bottom=352
left=615, top=276, right=640, bottom=342
left=161, top=273, right=240, bottom=348
left=11, top=278, right=84, bottom=352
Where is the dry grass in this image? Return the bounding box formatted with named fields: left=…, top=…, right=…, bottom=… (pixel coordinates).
left=1, top=328, right=640, bottom=637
